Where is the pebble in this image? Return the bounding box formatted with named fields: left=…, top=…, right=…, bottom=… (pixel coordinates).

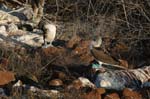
left=49, top=79, right=63, bottom=87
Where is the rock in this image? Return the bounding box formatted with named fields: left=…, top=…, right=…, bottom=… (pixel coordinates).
left=0, top=25, right=6, bottom=32
left=0, top=38, right=3, bottom=41
left=8, top=30, right=26, bottom=36
left=28, top=86, right=60, bottom=98
left=21, top=7, right=33, bottom=20
left=82, top=88, right=105, bottom=99
left=11, top=32, right=43, bottom=46
left=0, top=71, right=15, bottom=86
left=33, top=29, right=43, bottom=34
left=12, top=82, right=61, bottom=98
left=0, top=10, right=20, bottom=24
left=49, top=79, right=63, bottom=87
left=73, top=40, right=94, bottom=65
left=82, top=91, right=102, bottom=99
left=96, top=88, right=106, bottom=94
left=41, top=46, right=92, bottom=66
left=139, top=87, right=150, bottom=99
left=67, top=79, right=83, bottom=90
left=122, top=88, right=142, bottom=99
left=0, top=24, right=43, bottom=47
left=94, top=66, right=150, bottom=90
left=104, top=93, right=120, bottom=99
left=52, top=71, right=67, bottom=80
left=142, top=81, right=150, bottom=87
left=12, top=80, right=24, bottom=97
left=78, top=77, right=95, bottom=88
left=13, top=80, right=23, bottom=87
left=20, top=23, right=34, bottom=31
left=0, top=3, right=10, bottom=12
left=45, top=90, right=60, bottom=97
left=7, top=23, right=18, bottom=32
left=10, top=7, right=33, bottom=21
left=0, top=88, right=6, bottom=96
left=67, top=77, right=95, bottom=90
left=0, top=25, right=7, bottom=36
left=33, top=89, right=60, bottom=98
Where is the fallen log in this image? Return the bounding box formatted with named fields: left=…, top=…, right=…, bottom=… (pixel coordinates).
left=94, top=66, right=150, bottom=90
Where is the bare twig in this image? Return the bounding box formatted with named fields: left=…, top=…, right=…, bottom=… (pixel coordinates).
left=121, top=0, right=130, bottom=29
left=55, top=0, right=59, bottom=22
left=11, top=0, right=24, bottom=6
left=8, top=7, right=25, bottom=14
left=39, top=56, right=58, bottom=72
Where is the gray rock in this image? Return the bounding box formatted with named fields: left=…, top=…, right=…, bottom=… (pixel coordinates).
left=0, top=25, right=6, bottom=33
left=0, top=88, right=6, bottom=96
left=7, top=23, right=18, bottom=32
left=11, top=7, right=33, bottom=21
left=94, top=66, right=150, bottom=90
left=0, top=3, right=11, bottom=12
left=22, top=7, right=33, bottom=20
left=0, top=10, right=20, bottom=24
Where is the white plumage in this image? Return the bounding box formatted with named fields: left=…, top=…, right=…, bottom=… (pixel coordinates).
left=42, top=23, right=56, bottom=48
left=90, top=36, right=102, bottom=50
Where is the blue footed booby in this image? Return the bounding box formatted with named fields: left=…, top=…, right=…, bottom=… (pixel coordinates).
left=90, top=36, right=126, bottom=70
left=41, top=22, right=56, bottom=48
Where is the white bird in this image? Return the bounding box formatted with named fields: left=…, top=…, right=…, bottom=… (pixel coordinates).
left=42, top=23, right=56, bottom=48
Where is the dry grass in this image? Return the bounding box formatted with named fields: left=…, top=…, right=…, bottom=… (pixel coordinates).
left=38, top=0, right=150, bottom=48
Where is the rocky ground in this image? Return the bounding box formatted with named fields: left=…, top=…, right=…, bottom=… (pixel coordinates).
left=0, top=23, right=149, bottom=98
left=0, top=1, right=150, bottom=99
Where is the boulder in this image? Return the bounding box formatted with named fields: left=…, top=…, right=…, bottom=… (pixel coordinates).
left=0, top=71, right=15, bottom=86
left=122, top=88, right=142, bottom=99
left=0, top=10, right=20, bottom=24
left=82, top=88, right=105, bottom=99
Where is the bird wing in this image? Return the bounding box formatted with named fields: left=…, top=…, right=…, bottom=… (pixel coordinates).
left=91, top=48, right=118, bottom=64
left=91, top=48, right=127, bottom=70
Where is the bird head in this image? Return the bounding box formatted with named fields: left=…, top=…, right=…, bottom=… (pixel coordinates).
left=90, top=36, right=102, bottom=50
left=43, top=23, right=56, bottom=33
